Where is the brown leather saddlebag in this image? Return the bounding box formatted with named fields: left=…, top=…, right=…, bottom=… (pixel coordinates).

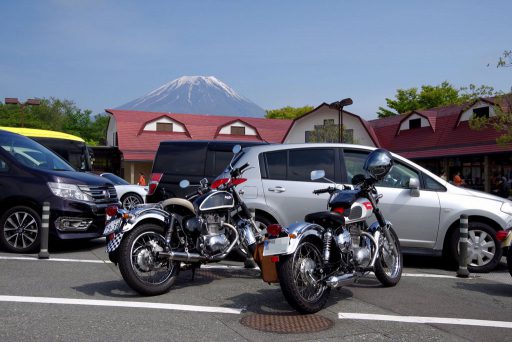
left=253, top=242, right=279, bottom=284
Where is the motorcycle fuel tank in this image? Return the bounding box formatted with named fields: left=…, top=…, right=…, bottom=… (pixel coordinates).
left=195, top=190, right=235, bottom=212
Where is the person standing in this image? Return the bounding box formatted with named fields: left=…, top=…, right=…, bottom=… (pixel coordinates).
left=138, top=172, right=146, bottom=186
left=453, top=171, right=464, bottom=187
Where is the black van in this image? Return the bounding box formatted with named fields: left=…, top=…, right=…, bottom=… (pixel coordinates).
left=0, top=130, right=119, bottom=253
left=146, top=140, right=267, bottom=203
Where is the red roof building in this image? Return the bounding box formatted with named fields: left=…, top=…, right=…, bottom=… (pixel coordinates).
left=107, top=95, right=512, bottom=192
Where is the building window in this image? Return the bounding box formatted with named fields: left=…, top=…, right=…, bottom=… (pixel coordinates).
left=409, top=118, right=421, bottom=129
left=323, top=119, right=335, bottom=126
left=473, top=107, right=489, bottom=119
left=156, top=122, right=173, bottom=132
left=231, top=126, right=245, bottom=135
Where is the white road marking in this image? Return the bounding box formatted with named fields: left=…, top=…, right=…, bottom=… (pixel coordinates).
left=338, top=313, right=512, bottom=329
left=402, top=272, right=459, bottom=279
left=0, top=256, right=111, bottom=264
left=0, top=295, right=242, bottom=315
left=0, top=256, right=480, bottom=279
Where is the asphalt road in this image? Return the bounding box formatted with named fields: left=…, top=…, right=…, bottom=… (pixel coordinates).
left=0, top=238, right=511, bottom=342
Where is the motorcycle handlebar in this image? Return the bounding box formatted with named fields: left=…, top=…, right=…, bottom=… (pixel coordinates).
left=230, top=162, right=250, bottom=177
left=313, top=187, right=335, bottom=195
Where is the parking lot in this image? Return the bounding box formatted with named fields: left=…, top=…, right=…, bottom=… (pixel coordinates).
left=0, top=239, right=511, bottom=342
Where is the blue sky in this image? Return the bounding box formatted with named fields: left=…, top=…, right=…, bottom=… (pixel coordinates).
left=1, top=0, right=510, bottom=120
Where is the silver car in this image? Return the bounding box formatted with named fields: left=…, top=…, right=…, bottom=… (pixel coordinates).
left=220, top=143, right=512, bottom=273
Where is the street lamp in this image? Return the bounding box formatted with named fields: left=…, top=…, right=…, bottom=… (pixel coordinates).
left=4, top=97, right=41, bottom=127
left=328, top=98, right=353, bottom=143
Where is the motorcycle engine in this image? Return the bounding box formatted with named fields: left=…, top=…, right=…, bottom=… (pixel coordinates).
left=197, top=213, right=230, bottom=255
left=336, top=223, right=372, bottom=267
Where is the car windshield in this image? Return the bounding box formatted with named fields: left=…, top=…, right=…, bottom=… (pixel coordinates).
left=101, top=173, right=129, bottom=185
left=0, top=132, right=75, bottom=171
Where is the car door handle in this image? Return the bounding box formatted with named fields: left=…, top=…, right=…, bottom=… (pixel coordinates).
left=268, top=186, right=286, bottom=193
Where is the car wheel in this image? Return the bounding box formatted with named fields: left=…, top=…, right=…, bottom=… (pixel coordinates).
left=0, top=206, right=41, bottom=253
left=121, top=193, right=143, bottom=210
left=450, top=221, right=501, bottom=273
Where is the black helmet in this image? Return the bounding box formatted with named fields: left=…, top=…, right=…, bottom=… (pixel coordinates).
left=364, top=148, right=393, bottom=181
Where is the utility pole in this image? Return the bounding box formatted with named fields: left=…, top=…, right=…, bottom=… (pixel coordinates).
left=328, top=98, right=353, bottom=143
left=4, top=98, right=41, bottom=127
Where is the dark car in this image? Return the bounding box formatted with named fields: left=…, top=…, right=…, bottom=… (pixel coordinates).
left=0, top=129, right=119, bottom=253
left=146, top=140, right=267, bottom=203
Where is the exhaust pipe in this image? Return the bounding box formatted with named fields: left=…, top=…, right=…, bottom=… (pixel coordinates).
left=158, top=222, right=240, bottom=263
left=325, top=273, right=356, bottom=288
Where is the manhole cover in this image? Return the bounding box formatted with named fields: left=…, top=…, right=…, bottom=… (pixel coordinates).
left=240, top=313, right=333, bottom=334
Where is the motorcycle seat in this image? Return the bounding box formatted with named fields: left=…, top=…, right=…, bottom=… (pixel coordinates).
left=305, top=211, right=344, bottom=228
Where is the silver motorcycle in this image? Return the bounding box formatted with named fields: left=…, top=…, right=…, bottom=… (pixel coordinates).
left=262, top=148, right=403, bottom=313
left=102, top=145, right=262, bottom=295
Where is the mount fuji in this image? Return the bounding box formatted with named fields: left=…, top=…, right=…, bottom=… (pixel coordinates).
left=117, top=76, right=266, bottom=117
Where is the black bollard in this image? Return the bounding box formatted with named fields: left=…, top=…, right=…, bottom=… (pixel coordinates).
left=38, top=202, right=50, bottom=259
left=456, top=214, right=469, bottom=278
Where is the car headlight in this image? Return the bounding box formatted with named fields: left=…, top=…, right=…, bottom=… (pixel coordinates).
left=47, top=182, right=94, bottom=202
left=500, top=201, right=512, bottom=215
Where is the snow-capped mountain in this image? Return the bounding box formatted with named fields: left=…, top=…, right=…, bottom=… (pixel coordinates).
left=117, top=76, right=266, bottom=117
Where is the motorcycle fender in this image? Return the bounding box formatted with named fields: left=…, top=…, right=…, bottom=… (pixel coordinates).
left=121, top=210, right=170, bottom=234
left=264, top=221, right=325, bottom=256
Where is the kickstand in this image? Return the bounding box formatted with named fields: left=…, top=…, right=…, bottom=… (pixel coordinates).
left=191, top=263, right=200, bottom=281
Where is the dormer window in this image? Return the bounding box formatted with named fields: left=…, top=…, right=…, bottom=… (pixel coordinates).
left=409, top=118, right=421, bottom=129
left=218, top=120, right=258, bottom=137
left=473, top=107, right=489, bottom=119
left=231, top=126, right=245, bottom=135
left=157, top=122, right=173, bottom=132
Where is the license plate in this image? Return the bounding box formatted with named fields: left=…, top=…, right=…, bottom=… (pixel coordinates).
left=263, top=237, right=290, bottom=256
left=103, top=218, right=123, bottom=236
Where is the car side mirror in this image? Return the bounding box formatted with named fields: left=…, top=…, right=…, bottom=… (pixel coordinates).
left=311, top=170, right=325, bottom=181
left=409, top=177, right=420, bottom=197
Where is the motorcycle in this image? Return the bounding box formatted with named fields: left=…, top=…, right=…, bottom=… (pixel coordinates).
left=260, top=148, right=403, bottom=313
left=102, top=145, right=262, bottom=295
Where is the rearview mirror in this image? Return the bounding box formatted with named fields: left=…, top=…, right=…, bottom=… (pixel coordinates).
left=311, top=170, right=325, bottom=181
left=409, top=177, right=420, bottom=197
left=232, top=145, right=242, bottom=154
left=179, top=180, right=190, bottom=189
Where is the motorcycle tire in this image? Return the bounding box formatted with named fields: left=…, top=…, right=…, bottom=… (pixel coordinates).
left=118, top=223, right=179, bottom=296
left=278, top=240, right=331, bottom=314
left=374, top=226, right=403, bottom=287
left=507, top=246, right=512, bottom=278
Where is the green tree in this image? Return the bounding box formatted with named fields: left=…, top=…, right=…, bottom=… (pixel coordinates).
left=265, top=105, right=314, bottom=120
left=0, top=97, right=108, bottom=145
left=469, top=51, right=512, bottom=144
left=497, top=50, right=512, bottom=68
left=377, top=81, right=499, bottom=118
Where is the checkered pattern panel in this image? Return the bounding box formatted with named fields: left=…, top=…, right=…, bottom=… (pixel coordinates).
left=107, top=232, right=124, bottom=253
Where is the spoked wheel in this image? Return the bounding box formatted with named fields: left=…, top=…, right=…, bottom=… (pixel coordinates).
left=374, top=227, right=403, bottom=287
left=451, top=222, right=501, bottom=273
left=118, top=224, right=179, bottom=295
left=278, top=241, right=330, bottom=314
left=121, top=193, right=143, bottom=210
left=0, top=206, right=41, bottom=253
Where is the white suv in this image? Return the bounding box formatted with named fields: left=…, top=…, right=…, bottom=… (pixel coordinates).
left=220, top=143, right=512, bottom=273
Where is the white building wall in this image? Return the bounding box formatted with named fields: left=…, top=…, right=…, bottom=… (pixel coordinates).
left=218, top=121, right=257, bottom=135
left=399, top=113, right=430, bottom=131
left=283, top=106, right=376, bottom=146
left=459, top=102, right=495, bottom=122
left=106, top=115, right=117, bottom=146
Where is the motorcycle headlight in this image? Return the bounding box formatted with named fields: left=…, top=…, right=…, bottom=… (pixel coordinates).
left=47, top=182, right=94, bottom=202
left=501, top=201, right=512, bottom=215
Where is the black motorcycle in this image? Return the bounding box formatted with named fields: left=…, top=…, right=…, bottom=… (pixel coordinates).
left=103, top=145, right=262, bottom=295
